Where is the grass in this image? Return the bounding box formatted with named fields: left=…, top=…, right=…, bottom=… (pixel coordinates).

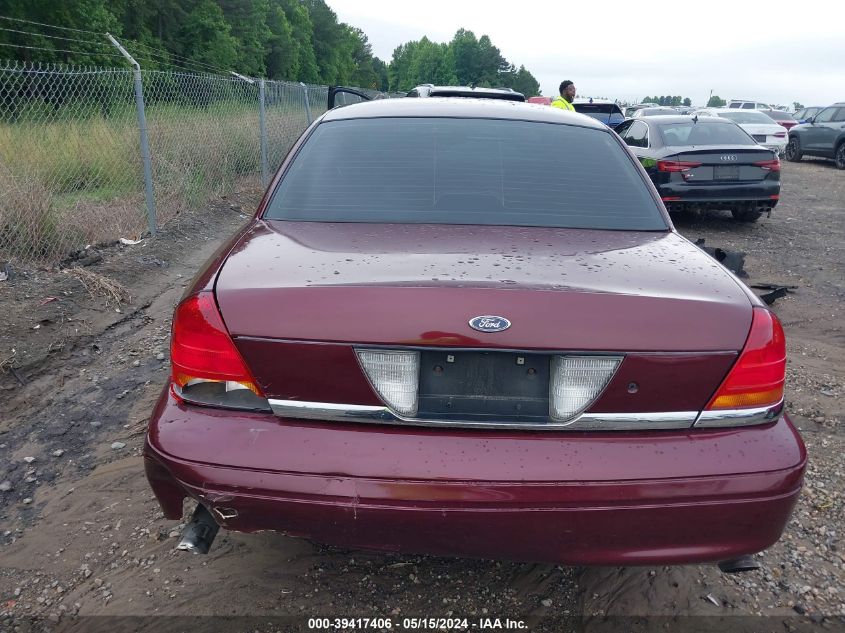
left=64, top=267, right=131, bottom=306
left=0, top=99, right=312, bottom=264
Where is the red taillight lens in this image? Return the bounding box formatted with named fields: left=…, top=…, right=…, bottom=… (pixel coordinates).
left=657, top=160, right=702, bottom=172
left=754, top=158, right=781, bottom=172
left=706, top=308, right=785, bottom=410
left=171, top=293, right=263, bottom=395
left=774, top=131, right=786, bottom=138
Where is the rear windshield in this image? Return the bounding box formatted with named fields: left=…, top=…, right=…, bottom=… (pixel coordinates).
left=764, top=110, right=794, bottom=121
left=640, top=108, right=676, bottom=116
left=717, top=111, right=775, bottom=124
left=265, top=117, right=666, bottom=231
left=658, top=121, right=755, bottom=146
left=573, top=103, right=623, bottom=115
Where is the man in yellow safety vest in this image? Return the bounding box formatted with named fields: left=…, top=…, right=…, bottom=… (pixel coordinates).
left=551, top=80, right=576, bottom=111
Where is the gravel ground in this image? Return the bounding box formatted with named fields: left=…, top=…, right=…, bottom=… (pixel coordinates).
left=0, top=159, right=843, bottom=632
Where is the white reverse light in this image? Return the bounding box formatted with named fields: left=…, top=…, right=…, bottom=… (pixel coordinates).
left=550, top=355, right=622, bottom=421
left=356, top=349, right=420, bottom=416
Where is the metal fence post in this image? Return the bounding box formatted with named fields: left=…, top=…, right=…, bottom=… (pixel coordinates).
left=258, top=79, right=268, bottom=186
left=107, top=33, right=156, bottom=236
left=300, top=82, right=312, bottom=125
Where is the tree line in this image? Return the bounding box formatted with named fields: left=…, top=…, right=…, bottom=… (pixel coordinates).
left=0, top=0, right=540, bottom=94
left=641, top=95, right=692, bottom=107
left=388, top=29, right=539, bottom=96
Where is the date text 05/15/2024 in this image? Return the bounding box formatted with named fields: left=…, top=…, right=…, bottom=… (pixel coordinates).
left=307, top=617, right=529, bottom=630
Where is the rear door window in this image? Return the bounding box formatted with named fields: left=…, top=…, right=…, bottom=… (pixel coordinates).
left=625, top=121, right=649, bottom=147
left=266, top=117, right=667, bottom=231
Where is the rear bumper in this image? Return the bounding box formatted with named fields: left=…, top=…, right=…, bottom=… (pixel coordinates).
left=658, top=180, right=780, bottom=203
left=145, top=387, right=806, bottom=566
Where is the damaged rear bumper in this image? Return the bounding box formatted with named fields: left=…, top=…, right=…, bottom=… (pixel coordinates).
left=144, top=388, right=806, bottom=566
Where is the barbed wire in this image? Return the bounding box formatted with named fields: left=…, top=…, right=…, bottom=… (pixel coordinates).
left=0, top=14, right=104, bottom=36
left=0, top=41, right=125, bottom=59
left=0, top=24, right=114, bottom=49
left=117, top=38, right=232, bottom=75
left=0, top=14, right=233, bottom=76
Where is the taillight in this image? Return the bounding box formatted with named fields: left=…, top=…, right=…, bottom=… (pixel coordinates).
left=754, top=158, right=781, bottom=171
left=171, top=292, right=269, bottom=410
left=657, top=160, right=702, bottom=172
left=774, top=131, right=786, bottom=138
left=706, top=308, right=785, bottom=410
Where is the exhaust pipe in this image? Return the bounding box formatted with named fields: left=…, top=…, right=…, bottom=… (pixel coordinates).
left=717, top=555, right=760, bottom=574
left=177, top=503, right=220, bottom=554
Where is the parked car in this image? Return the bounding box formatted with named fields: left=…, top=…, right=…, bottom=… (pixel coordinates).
left=792, top=107, right=823, bottom=124
left=692, top=109, right=787, bottom=155
left=784, top=102, right=845, bottom=169
left=760, top=109, right=798, bottom=131
left=624, top=103, right=658, bottom=117
left=407, top=84, right=525, bottom=102
left=615, top=115, right=781, bottom=221
left=630, top=107, right=679, bottom=118
left=572, top=98, right=625, bottom=128
left=727, top=99, right=772, bottom=110
left=145, top=98, right=804, bottom=569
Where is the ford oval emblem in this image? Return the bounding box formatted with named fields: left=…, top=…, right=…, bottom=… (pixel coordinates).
left=469, top=315, right=512, bottom=333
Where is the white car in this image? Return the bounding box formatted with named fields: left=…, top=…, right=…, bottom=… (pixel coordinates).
left=727, top=99, right=772, bottom=110
left=692, top=109, right=788, bottom=155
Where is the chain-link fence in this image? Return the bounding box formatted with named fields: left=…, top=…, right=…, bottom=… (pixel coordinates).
left=0, top=59, right=397, bottom=266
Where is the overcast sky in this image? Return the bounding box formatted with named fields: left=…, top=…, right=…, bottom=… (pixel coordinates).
left=331, top=0, right=844, bottom=108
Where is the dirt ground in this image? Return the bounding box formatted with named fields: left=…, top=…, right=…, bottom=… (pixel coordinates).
left=0, top=160, right=843, bottom=632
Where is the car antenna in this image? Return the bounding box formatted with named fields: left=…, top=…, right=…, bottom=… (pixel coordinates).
left=692, top=114, right=699, bottom=124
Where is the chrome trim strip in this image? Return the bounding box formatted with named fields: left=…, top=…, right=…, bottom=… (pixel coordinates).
left=693, top=400, right=784, bottom=428
left=267, top=399, right=698, bottom=431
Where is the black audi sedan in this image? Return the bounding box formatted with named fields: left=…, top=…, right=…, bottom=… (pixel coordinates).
left=615, top=116, right=781, bottom=222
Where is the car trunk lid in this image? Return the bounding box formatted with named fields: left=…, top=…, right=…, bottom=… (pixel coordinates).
left=214, top=221, right=752, bottom=419
left=216, top=220, right=752, bottom=352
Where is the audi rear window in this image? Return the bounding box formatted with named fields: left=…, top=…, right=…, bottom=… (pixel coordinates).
left=658, top=121, right=756, bottom=146
left=265, top=117, right=666, bottom=231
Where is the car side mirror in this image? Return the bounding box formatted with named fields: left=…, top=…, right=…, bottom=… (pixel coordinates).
left=806, top=116, right=815, bottom=124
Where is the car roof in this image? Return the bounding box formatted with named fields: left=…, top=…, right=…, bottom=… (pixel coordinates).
left=409, top=85, right=525, bottom=101
left=321, top=97, right=608, bottom=128
left=638, top=115, right=735, bottom=124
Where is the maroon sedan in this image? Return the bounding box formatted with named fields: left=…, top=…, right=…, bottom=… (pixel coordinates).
left=145, top=98, right=805, bottom=569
